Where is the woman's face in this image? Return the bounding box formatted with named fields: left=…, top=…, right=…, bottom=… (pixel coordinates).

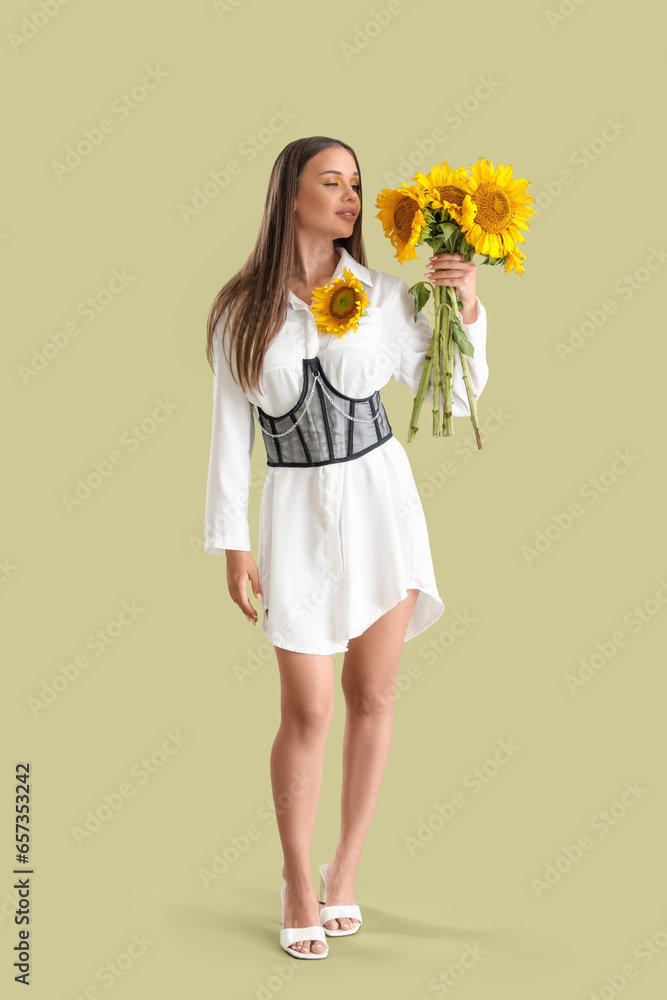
left=293, top=147, right=360, bottom=239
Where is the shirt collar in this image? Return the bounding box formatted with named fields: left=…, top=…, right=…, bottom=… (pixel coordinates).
left=287, top=246, right=373, bottom=310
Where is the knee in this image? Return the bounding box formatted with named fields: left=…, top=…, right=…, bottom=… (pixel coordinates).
left=282, top=698, right=334, bottom=736
left=343, top=683, right=394, bottom=719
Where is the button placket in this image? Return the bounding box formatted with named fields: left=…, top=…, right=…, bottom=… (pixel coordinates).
left=288, top=296, right=316, bottom=357
left=305, top=308, right=320, bottom=358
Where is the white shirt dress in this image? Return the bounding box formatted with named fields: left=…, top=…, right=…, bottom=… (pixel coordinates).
left=204, top=246, right=489, bottom=655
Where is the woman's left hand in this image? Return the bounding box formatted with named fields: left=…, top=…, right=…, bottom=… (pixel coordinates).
left=425, top=252, right=478, bottom=323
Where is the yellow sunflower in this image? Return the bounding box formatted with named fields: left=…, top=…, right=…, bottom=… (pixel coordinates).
left=460, top=157, right=536, bottom=259
left=310, top=267, right=371, bottom=338
left=503, top=246, right=526, bottom=275
left=412, top=161, right=472, bottom=223
left=375, top=182, right=428, bottom=263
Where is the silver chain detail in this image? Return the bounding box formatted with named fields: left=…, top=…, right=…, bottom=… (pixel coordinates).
left=250, top=376, right=319, bottom=438
left=251, top=372, right=383, bottom=438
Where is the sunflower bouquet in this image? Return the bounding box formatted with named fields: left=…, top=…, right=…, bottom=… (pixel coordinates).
left=376, top=157, right=536, bottom=448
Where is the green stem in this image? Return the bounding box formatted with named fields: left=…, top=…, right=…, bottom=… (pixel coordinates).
left=432, top=286, right=441, bottom=435
left=436, top=283, right=454, bottom=436
left=444, top=311, right=454, bottom=436
left=407, top=326, right=437, bottom=442
left=446, top=285, right=482, bottom=449
left=439, top=313, right=447, bottom=436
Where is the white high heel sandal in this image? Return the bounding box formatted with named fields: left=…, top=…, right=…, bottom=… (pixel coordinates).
left=317, top=862, right=363, bottom=936
left=279, top=884, right=329, bottom=959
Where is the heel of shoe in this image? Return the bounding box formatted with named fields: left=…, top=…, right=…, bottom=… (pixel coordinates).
left=318, top=865, right=327, bottom=905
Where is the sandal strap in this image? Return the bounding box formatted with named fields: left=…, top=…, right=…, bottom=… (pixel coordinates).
left=280, top=925, right=328, bottom=949
left=319, top=903, right=362, bottom=924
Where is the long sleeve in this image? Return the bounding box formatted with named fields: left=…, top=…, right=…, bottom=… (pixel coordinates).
left=388, top=276, right=489, bottom=416
left=204, top=316, right=256, bottom=554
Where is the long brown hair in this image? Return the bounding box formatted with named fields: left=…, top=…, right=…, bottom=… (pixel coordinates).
left=205, top=136, right=368, bottom=394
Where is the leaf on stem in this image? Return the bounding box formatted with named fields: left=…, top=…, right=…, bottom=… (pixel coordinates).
left=451, top=318, right=475, bottom=358
left=407, top=281, right=432, bottom=322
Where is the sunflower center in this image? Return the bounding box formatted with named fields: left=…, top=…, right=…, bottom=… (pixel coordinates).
left=329, top=287, right=357, bottom=321
left=436, top=185, right=465, bottom=207
left=472, top=182, right=513, bottom=232
left=393, top=198, right=419, bottom=241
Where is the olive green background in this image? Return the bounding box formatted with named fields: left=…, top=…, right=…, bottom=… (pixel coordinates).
left=3, top=0, right=665, bottom=996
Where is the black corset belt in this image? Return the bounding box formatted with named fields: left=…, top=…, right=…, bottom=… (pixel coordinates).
left=252, top=356, right=393, bottom=467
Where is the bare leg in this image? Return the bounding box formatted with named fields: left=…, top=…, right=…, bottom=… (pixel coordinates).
left=271, top=644, right=335, bottom=954
left=322, top=589, right=420, bottom=931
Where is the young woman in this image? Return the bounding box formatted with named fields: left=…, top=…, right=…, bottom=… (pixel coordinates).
left=204, top=136, right=489, bottom=959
